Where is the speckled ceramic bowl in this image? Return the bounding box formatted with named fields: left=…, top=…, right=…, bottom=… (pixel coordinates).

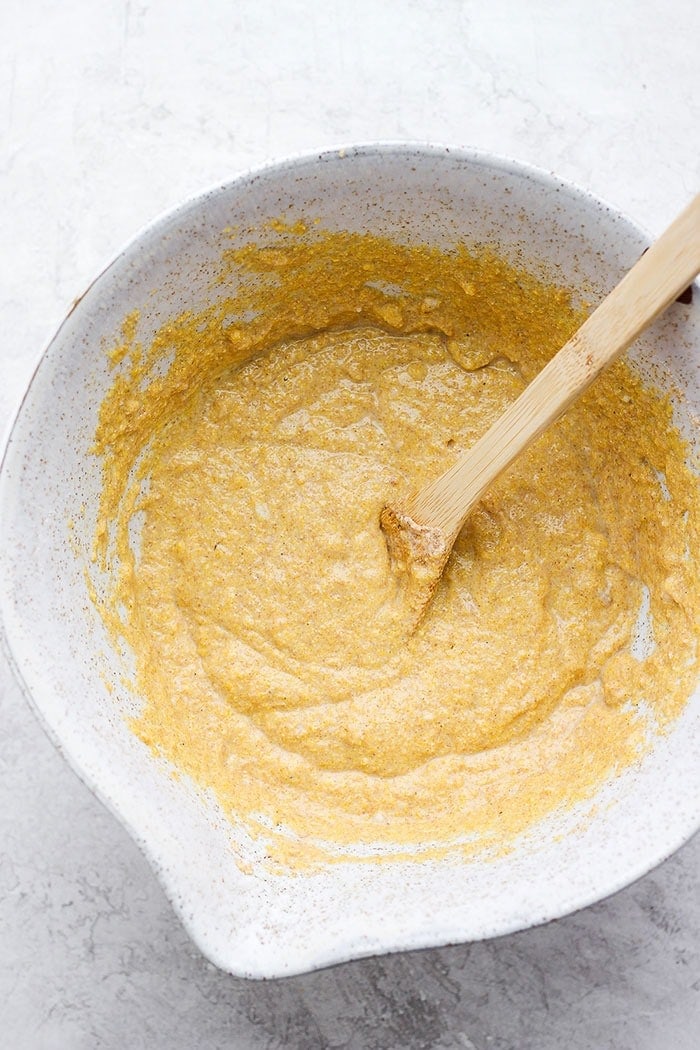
left=1, top=145, right=698, bottom=978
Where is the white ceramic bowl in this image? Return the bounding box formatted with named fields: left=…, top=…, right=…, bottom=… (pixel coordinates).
left=1, top=145, right=699, bottom=979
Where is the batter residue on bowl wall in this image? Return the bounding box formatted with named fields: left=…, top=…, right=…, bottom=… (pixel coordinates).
left=91, top=224, right=700, bottom=868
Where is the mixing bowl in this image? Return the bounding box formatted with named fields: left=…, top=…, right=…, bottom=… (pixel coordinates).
left=1, top=144, right=698, bottom=978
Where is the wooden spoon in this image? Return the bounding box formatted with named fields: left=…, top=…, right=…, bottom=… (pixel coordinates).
left=381, top=194, right=700, bottom=627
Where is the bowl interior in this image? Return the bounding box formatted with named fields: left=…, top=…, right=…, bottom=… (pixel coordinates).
left=1, top=145, right=699, bottom=977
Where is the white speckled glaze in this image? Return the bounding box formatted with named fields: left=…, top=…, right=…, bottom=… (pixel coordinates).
left=0, top=144, right=698, bottom=979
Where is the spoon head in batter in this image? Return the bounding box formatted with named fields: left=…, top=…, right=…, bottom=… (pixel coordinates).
left=380, top=504, right=453, bottom=631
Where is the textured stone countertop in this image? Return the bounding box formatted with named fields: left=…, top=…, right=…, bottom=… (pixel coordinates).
left=1, top=1, right=698, bottom=1047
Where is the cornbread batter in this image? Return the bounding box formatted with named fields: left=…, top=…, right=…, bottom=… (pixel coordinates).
left=92, top=226, right=700, bottom=866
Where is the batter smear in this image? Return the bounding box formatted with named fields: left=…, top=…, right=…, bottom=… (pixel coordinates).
left=92, top=226, right=700, bottom=867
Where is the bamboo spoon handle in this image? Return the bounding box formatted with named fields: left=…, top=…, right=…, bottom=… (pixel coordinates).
left=406, top=193, right=700, bottom=540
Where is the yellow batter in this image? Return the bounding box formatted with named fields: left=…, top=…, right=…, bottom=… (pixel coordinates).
left=92, top=225, right=700, bottom=868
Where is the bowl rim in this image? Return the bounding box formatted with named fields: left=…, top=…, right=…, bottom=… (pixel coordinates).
left=1, top=141, right=698, bottom=978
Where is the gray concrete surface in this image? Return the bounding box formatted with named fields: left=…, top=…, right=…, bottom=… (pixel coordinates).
left=1, top=1, right=698, bottom=1046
